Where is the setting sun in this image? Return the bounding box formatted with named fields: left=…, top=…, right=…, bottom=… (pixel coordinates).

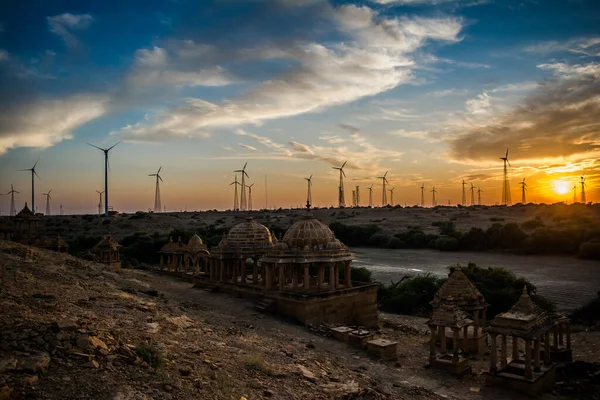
left=553, top=180, right=570, bottom=195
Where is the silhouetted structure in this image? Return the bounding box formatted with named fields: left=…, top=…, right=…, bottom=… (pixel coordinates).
left=88, top=141, right=121, bottom=216
left=378, top=171, right=388, bottom=206
left=235, top=162, right=249, bottom=211
left=333, top=161, right=347, bottom=208
left=92, top=235, right=122, bottom=267
left=149, top=166, right=163, bottom=212
left=500, top=148, right=512, bottom=205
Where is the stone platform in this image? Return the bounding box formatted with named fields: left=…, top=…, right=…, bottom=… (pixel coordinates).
left=485, top=360, right=556, bottom=397
left=366, top=338, right=398, bottom=360
left=430, top=354, right=471, bottom=375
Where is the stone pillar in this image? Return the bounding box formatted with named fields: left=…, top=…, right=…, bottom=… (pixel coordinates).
left=278, top=264, right=284, bottom=291
left=304, top=264, right=310, bottom=290
left=318, top=264, right=324, bottom=290
left=558, top=324, right=564, bottom=346
left=473, top=311, right=479, bottom=336
left=534, top=339, right=541, bottom=372
left=253, top=262, right=258, bottom=284
left=452, top=328, right=459, bottom=365
left=490, top=333, right=497, bottom=373
left=501, top=335, right=507, bottom=368
left=439, top=327, right=447, bottom=354
left=265, top=264, right=272, bottom=291
left=544, top=331, right=551, bottom=365
left=429, top=325, right=437, bottom=363
left=524, top=339, right=532, bottom=379
left=219, top=260, right=224, bottom=281
left=292, top=266, right=298, bottom=289
left=481, top=308, right=487, bottom=327
left=553, top=326, right=558, bottom=350
left=160, top=255, right=164, bottom=269
left=329, top=264, right=336, bottom=291
left=463, top=325, right=469, bottom=353
left=240, top=259, right=246, bottom=284
left=512, top=336, right=519, bottom=360
left=566, top=322, right=571, bottom=350
left=345, top=262, right=351, bottom=287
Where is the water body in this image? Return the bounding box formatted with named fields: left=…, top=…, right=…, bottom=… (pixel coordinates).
left=351, top=247, right=600, bottom=313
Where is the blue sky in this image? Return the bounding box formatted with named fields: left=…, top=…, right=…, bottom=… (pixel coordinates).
left=0, top=0, right=598, bottom=213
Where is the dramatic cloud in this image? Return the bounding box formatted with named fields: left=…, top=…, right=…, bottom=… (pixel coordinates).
left=114, top=4, right=462, bottom=140
left=448, top=61, right=600, bottom=165
left=128, top=45, right=235, bottom=89
left=0, top=94, right=108, bottom=154
left=47, top=13, right=93, bottom=48
left=239, top=143, right=258, bottom=151
left=523, top=37, right=600, bottom=57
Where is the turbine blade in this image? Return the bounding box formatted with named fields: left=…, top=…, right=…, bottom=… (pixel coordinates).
left=107, top=141, right=122, bottom=151
left=34, top=170, right=40, bottom=179
left=341, top=161, right=347, bottom=169
left=87, top=143, right=104, bottom=151
left=158, top=176, right=163, bottom=182
left=507, top=160, right=512, bottom=168
left=342, top=170, right=346, bottom=177
left=309, top=174, right=313, bottom=180
left=158, top=166, right=162, bottom=174
left=33, top=156, right=40, bottom=169
left=244, top=171, right=249, bottom=178
left=243, top=162, right=247, bottom=170
left=506, top=148, right=509, bottom=158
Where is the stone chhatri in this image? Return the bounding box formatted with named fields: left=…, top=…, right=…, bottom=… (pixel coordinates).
left=432, top=264, right=486, bottom=311
left=282, top=211, right=335, bottom=249
left=427, top=296, right=473, bottom=328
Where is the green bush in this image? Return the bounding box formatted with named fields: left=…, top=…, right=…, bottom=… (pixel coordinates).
left=136, top=342, right=165, bottom=369
left=570, top=291, right=600, bottom=326
left=386, top=236, right=404, bottom=249
left=350, top=266, right=373, bottom=283
left=578, top=240, right=600, bottom=259
left=329, top=222, right=382, bottom=247
left=521, top=219, right=545, bottom=230
left=378, top=274, right=444, bottom=315
left=368, top=233, right=389, bottom=247
left=435, top=237, right=458, bottom=251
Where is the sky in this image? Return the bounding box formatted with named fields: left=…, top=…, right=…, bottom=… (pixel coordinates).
left=0, top=0, right=599, bottom=214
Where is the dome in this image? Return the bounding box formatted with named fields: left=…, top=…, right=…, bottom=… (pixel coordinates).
left=326, top=239, right=344, bottom=250
left=283, top=213, right=335, bottom=249
left=186, top=234, right=208, bottom=253
left=224, top=217, right=273, bottom=253
left=160, top=236, right=175, bottom=253
left=273, top=241, right=289, bottom=251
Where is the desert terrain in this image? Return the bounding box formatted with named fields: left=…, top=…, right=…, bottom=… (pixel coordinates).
left=1, top=240, right=599, bottom=400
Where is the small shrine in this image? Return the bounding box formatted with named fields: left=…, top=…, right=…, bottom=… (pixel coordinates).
left=158, top=236, right=187, bottom=272
left=426, top=296, right=473, bottom=375
left=485, top=287, right=558, bottom=396
left=183, top=234, right=210, bottom=275
left=432, top=264, right=488, bottom=354
left=37, top=234, right=69, bottom=253
left=92, top=235, right=122, bottom=267
left=12, top=203, right=40, bottom=245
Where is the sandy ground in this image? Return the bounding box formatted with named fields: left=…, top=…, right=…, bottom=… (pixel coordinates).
left=1, top=240, right=597, bottom=400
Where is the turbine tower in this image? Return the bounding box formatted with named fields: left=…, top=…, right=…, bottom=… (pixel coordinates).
left=42, top=190, right=52, bottom=215
left=431, top=186, right=437, bottom=207
left=580, top=172, right=587, bottom=203
left=355, top=185, right=360, bottom=207
left=20, top=158, right=40, bottom=214
left=367, top=184, right=373, bottom=207
left=332, top=161, right=347, bottom=208
left=247, top=183, right=254, bottom=211
left=461, top=179, right=467, bottom=206
left=388, top=187, right=395, bottom=206
left=573, top=182, right=577, bottom=203
left=88, top=141, right=121, bottom=216
left=305, top=174, right=313, bottom=208
left=477, top=186, right=483, bottom=206
left=149, top=166, right=163, bottom=213
left=230, top=175, right=241, bottom=211
left=470, top=183, right=475, bottom=206
left=352, top=190, right=356, bottom=207
left=519, top=178, right=527, bottom=204
left=7, top=185, right=19, bottom=216
left=378, top=171, right=388, bottom=206
left=420, top=183, right=425, bottom=207
left=500, top=148, right=512, bottom=205
left=95, top=190, right=104, bottom=216
left=234, top=162, right=249, bottom=210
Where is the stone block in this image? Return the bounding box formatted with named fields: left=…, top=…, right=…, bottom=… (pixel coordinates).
left=330, top=326, right=354, bottom=342
left=348, top=330, right=374, bottom=348
left=366, top=338, right=398, bottom=360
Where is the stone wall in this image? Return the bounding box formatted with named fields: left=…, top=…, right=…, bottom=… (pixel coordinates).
left=273, top=286, right=378, bottom=328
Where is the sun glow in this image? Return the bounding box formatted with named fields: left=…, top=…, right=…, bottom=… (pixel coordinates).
left=553, top=180, right=570, bottom=195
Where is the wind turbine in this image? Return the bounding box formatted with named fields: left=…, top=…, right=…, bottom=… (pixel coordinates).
left=355, top=185, right=360, bottom=207
left=7, top=185, right=19, bottom=216
left=20, top=157, right=40, bottom=214
left=378, top=171, right=388, bottom=206
left=95, top=190, right=104, bottom=216
left=42, top=190, right=52, bottom=215
left=230, top=175, right=241, bottom=211
left=247, top=183, right=254, bottom=211
left=234, top=162, right=249, bottom=211
left=420, top=183, right=425, bottom=207
left=500, top=148, right=512, bottom=205
left=149, top=166, right=163, bottom=213
left=573, top=182, right=578, bottom=203
left=332, top=161, right=347, bottom=208
left=580, top=172, right=587, bottom=203
left=519, top=178, right=527, bottom=204
left=477, top=186, right=483, bottom=206
left=461, top=179, right=467, bottom=206
left=431, top=186, right=437, bottom=207
left=470, top=183, right=475, bottom=206
left=305, top=174, right=313, bottom=208
left=388, top=187, right=395, bottom=206
left=367, top=184, right=373, bottom=207
left=88, top=141, right=121, bottom=216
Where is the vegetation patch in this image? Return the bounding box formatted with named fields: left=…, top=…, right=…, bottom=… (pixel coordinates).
left=136, top=342, right=166, bottom=369
left=244, top=352, right=273, bottom=376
